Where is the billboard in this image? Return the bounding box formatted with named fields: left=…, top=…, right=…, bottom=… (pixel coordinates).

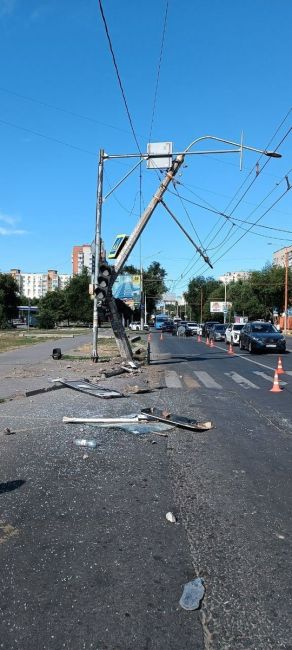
left=113, top=274, right=141, bottom=310
left=210, top=301, right=232, bottom=313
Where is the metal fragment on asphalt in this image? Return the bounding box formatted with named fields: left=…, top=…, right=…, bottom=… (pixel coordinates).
left=179, top=577, right=205, bottom=611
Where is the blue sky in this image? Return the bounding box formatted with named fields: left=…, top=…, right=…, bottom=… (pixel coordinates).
left=0, top=0, right=291, bottom=295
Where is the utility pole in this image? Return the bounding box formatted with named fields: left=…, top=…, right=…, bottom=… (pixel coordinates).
left=92, top=150, right=104, bottom=362
left=224, top=282, right=227, bottom=324
left=284, top=248, right=289, bottom=334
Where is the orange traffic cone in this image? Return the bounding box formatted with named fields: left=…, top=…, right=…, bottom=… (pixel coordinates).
left=206, top=337, right=210, bottom=346
left=210, top=338, right=214, bottom=348
left=197, top=334, right=201, bottom=343
left=227, top=342, right=234, bottom=355
left=160, top=331, right=163, bottom=341
left=270, top=369, right=282, bottom=392
left=276, top=356, right=284, bottom=375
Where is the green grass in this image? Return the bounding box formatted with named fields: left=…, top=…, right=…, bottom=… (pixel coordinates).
left=0, top=332, right=60, bottom=353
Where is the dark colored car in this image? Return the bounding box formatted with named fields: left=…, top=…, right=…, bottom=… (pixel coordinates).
left=209, top=324, right=227, bottom=341
left=162, top=319, right=175, bottom=333
left=202, top=321, right=221, bottom=337
left=239, top=321, right=286, bottom=354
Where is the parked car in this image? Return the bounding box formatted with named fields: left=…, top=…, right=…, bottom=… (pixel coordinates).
left=209, top=324, right=227, bottom=342
left=239, top=321, right=286, bottom=354
left=186, top=322, right=199, bottom=335
left=129, top=321, right=141, bottom=331
left=225, top=323, right=245, bottom=345
left=202, top=321, right=221, bottom=337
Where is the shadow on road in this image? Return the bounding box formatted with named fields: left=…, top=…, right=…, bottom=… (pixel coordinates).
left=0, top=480, right=25, bottom=494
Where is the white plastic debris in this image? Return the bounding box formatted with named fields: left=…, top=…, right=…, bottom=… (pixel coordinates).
left=166, top=512, right=177, bottom=523
left=179, top=577, right=205, bottom=611
left=73, top=438, right=97, bottom=449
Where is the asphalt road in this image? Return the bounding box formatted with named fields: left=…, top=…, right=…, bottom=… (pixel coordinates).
left=149, top=331, right=292, bottom=649
left=0, top=340, right=204, bottom=650
left=1, top=331, right=292, bottom=649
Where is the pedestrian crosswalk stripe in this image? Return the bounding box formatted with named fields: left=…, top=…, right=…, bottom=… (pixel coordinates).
left=253, top=370, right=287, bottom=385
left=183, top=375, right=200, bottom=389
left=253, top=371, right=275, bottom=383
left=164, top=370, right=183, bottom=388
left=193, top=371, right=222, bottom=389
left=225, top=371, right=259, bottom=389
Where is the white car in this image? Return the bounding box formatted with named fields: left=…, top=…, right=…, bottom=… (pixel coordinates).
left=186, top=322, right=199, bottom=335
left=225, top=323, right=245, bottom=345
left=129, top=321, right=141, bottom=331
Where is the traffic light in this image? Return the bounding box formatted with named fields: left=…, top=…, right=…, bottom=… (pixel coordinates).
left=95, top=263, right=113, bottom=301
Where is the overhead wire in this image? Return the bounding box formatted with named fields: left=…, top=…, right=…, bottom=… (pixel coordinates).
left=169, top=113, right=292, bottom=291
left=148, top=0, right=169, bottom=142
left=0, top=85, right=136, bottom=136
left=98, top=0, right=142, bottom=154
left=0, top=117, right=97, bottom=156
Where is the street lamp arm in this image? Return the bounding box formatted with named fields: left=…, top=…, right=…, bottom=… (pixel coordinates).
left=184, top=134, right=282, bottom=158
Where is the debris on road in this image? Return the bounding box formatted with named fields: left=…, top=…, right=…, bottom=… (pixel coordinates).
left=3, top=427, right=15, bottom=435
left=64, top=414, right=149, bottom=425
left=124, top=385, right=153, bottom=395
left=52, top=348, right=62, bottom=360
left=73, top=438, right=97, bottom=449
left=166, top=512, right=177, bottom=523
left=52, top=378, right=124, bottom=399
left=63, top=413, right=173, bottom=436
left=129, top=335, right=141, bottom=343
left=179, top=578, right=205, bottom=611
left=141, top=407, right=213, bottom=432
left=115, top=422, right=173, bottom=436
left=103, top=367, right=127, bottom=378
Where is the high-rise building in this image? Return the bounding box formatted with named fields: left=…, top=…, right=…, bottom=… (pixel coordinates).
left=9, top=269, right=71, bottom=298
left=273, top=246, right=292, bottom=267
left=72, top=244, right=93, bottom=276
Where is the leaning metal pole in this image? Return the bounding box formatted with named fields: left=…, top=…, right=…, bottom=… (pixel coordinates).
left=92, top=149, right=104, bottom=361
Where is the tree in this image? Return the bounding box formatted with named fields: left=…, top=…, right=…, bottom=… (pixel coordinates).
left=0, top=273, right=19, bottom=327
left=64, top=269, right=93, bottom=323
left=143, top=261, right=168, bottom=316
left=38, top=289, right=68, bottom=329
left=185, top=276, right=222, bottom=321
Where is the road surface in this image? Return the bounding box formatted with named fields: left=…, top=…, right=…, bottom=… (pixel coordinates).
left=0, top=331, right=291, bottom=649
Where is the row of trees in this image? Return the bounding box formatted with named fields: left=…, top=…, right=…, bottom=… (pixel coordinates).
left=0, top=261, right=168, bottom=329
left=184, top=264, right=291, bottom=322
left=1, top=262, right=289, bottom=329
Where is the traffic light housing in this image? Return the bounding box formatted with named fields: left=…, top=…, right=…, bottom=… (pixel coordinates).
left=95, top=263, right=113, bottom=302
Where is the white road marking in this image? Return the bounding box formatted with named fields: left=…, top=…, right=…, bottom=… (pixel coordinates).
left=193, top=371, right=222, bottom=389
left=213, top=343, right=287, bottom=372
left=253, top=371, right=287, bottom=385
left=164, top=370, right=183, bottom=388
left=224, top=371, right=259, bottom=389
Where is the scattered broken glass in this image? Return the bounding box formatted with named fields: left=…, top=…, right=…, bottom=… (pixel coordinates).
left=179, top=578, right=205, bottom=611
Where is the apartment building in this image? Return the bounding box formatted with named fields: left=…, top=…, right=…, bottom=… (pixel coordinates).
left=273, top=245, right=292, bottom=268
left=10, top=269, right=71, bottom=299
left=72, top=244, right=93, bottom=276
left=218, top=271, right=251, bottom=284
